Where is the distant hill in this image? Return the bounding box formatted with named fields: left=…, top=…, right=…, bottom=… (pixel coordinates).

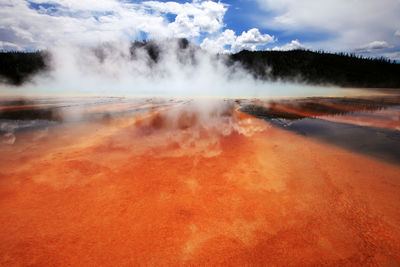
left=230, top=50, right=400, bottom=88
left=1, top=43, right=399, bottom=88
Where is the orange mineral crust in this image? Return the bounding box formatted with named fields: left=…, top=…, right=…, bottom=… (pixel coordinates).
left=0, top=103, right=400, bottom=266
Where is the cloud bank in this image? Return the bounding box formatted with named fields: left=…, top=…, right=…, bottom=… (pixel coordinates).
left=272, top=40, right=305, bottom=51
left=0, top=0, right=229, bottom=50
left=1, top=0, right=399, bottom=57
left=200, top=28, right=275, bottom=53
left=255, top=0, right=400, bottom=55
left=0, top=0, right=278, bottom=54
left=354, top=41, right=392, bottom=53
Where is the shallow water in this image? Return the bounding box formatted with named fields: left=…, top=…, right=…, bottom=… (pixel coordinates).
left=240, top=96, right=400, bottom=164
left=0, top=94, right=400, bottom=266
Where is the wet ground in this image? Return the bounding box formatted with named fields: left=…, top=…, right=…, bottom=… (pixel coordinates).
left=0, top=94, right=400, bottom=266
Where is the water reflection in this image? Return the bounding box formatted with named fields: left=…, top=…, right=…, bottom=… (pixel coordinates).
left=2, top=95, right=400, bottom=164
left=240, top=95, right=400, bottom=164
left=0, top=97, right=181, bottom=135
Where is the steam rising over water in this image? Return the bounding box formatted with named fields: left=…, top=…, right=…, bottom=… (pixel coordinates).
left=0, top=40, right=365, bottom=97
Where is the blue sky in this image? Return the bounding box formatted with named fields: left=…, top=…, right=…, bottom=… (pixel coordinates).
left=1, top=0, right=400, bottom=59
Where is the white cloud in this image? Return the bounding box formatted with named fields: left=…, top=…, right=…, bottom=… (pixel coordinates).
left=0, top=0, right=276, bottom=54
left=200, top=29, right=236, bottom=53
left=142, top=1, right=227, bottom=37
left=234, top=28, right=275, bottom=51
left=28, top=0, right=120, bottom=12
left=256, top=0, right=400, bottom=52
left=0, top=0, right=154, bottom=49
left=0, top=41, right=23, bottom=51
left=0, top=0, right=227, bottom=50
left=381, top=52, right=400, bottom=61
left=354, top=41, right=392, bottom=53
left=395, top=30, right=400, bottom=37
left=272, top=39, right=305, bottom=51
left=200, top=28, right=275, bottom=53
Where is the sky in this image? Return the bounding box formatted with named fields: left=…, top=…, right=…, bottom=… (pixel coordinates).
left=1, top=0, right=400, bottom=59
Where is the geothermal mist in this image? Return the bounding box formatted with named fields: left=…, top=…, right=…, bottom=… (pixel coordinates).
left=0, top=39, right=355, bottom=98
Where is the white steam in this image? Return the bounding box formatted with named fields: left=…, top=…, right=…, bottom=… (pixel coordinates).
left=0, top=39, right=355, bottom=98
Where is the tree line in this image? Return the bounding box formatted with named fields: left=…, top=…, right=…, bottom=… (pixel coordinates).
left=229, top=49, right=400, bottom=88
left=0, top=51, right=49, bottom=85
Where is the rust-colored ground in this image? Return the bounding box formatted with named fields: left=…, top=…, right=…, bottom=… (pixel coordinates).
left=0, top=101, right=400, bottom=266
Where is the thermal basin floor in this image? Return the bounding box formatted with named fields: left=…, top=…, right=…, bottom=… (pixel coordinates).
left=0, top=99, right=400, bottom=266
